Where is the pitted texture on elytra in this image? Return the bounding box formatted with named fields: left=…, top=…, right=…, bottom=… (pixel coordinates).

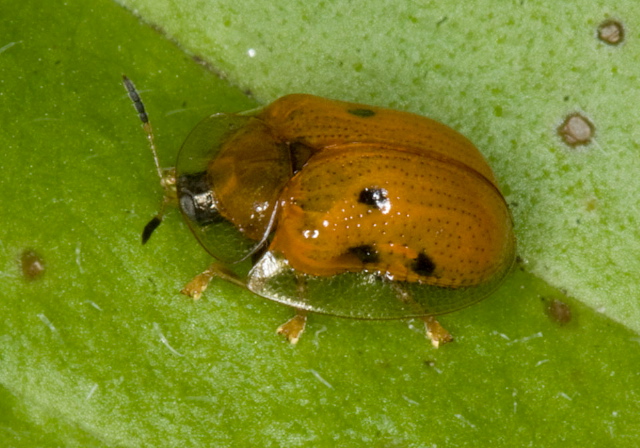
left=259, top=94, right=499, bottom=188
left=271, top=144, right=513, bottom=287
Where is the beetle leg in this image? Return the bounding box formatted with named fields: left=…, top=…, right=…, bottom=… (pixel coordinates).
left=275, top=273, right=309, bottom=344
left=181, top=262, right=246, bottom=300
left=276, top=309, right=308, bottom=344
left=391, top=282, right=454, bottom=347
left=422, top=315, right=454, bottom=348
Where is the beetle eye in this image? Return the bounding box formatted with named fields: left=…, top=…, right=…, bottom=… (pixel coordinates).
left=177, top=172, right=222, bottom=226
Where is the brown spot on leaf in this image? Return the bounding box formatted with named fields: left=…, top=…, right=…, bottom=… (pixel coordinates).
left=597, top=19, right=624, bottom=46
left=21, top=249, right=46, bottom=281
left=558, top=113, right=594, bottom=147
left=544, top=298, right=572, bottom=325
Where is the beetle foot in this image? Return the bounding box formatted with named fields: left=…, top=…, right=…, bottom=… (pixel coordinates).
left=181, top=262, right=247, bottom=300
left=180, top=270, right=214, bottom=300
left=277, top=310, right=308, bottom=344
left=181, top=264, right=221, bottom=300
left=422, top=316, right=454, bottom=348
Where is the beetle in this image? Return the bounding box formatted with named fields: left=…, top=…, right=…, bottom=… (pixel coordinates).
left=123, top=76, right=516, bottom=347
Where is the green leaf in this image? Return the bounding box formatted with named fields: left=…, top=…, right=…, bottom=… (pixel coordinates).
left=2, top=0, right=640, bottom=446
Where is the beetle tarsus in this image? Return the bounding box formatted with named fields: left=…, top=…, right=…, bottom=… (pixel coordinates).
left=181, top=268, right=217, bottom=300
left=422, top=315, right=454, bottom=348
left=181, top=262, right=247, bottom=300
left=277, top=310, right=308, bottom=344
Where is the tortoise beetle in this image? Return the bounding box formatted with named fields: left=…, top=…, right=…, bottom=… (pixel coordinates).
left=123, top=77, right=516, bottom=346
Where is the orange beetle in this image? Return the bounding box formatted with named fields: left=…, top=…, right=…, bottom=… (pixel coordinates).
left=123, top=79, right=516, bottom=346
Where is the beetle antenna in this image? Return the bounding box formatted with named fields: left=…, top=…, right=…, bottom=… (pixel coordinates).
left=122, top=75, right=164, bottom=180
left=122, top=75, right=175, bottom=244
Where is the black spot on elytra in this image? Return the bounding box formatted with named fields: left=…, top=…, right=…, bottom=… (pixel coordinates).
left=348, top=108, right=376, bottom=118
left=411, top=252, right=436, bottom=277
left=358, top=187, right=389, bottom=210
left=348, top=245, right=380, bottom=264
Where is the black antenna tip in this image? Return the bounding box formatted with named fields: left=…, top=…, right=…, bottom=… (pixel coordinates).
left=142, top=216, right=163, bottom=244
left=122, top=74, right=133, bottom=89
